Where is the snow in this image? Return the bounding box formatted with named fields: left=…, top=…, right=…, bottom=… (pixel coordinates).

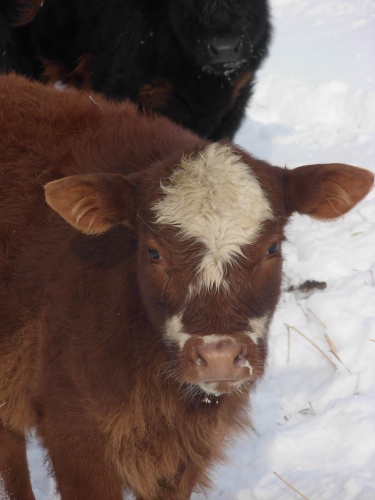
left=27, top=0, right=375, bottom=498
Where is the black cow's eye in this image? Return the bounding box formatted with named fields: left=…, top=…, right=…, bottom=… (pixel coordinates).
left=267, top=242, right=280, bottom=255
left=148, top=248, right=162, bottom=261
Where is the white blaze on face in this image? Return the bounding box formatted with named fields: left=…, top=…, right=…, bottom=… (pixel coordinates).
left=164, top=312, right=270, bottom=350
left=164, top=313, right=191, bottom=350
left=246, top=314, right=270, bottom=344
left=164, top=313, right=229, bottom=349
left=152, top=144, right=274, bottom=291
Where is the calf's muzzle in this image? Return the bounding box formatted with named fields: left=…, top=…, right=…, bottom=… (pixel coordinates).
left=193, top=339, right=251, bottom=384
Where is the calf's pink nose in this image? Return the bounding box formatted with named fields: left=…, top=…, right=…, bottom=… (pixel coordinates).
left=194, top=340, right=249, bottom=383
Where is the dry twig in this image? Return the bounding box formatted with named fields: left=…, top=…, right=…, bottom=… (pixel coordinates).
left=307, top=307, right=327, bottom=329
left=308, top=401, right=316, bottom=416
left=284, top=324, right=337, bottom=370
left=304, top=308, right=351, bottom=373
left=286, top=324, right=291, bottom=363
left=324, top=333, right=352, bottom=373
left=274, top=471, right=309, bottom=499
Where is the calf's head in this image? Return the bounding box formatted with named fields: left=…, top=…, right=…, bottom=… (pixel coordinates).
left=45, top=144, right=373, bottom=399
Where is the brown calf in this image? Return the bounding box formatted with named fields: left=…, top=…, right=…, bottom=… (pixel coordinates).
left=0, top=74, right=373, bottom=499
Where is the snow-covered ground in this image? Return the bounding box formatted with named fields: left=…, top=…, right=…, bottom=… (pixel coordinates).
left=27, top=0, right=375, bottom=498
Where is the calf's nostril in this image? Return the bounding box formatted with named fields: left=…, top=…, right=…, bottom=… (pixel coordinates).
left=195, top=354, right=207, bottom=367
left=234, top=352, right=244, bottom=365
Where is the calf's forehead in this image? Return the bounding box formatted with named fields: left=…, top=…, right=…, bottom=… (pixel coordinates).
left=151, top=144, right=274, bottom=290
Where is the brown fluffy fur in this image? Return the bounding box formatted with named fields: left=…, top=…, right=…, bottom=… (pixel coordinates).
left=0, top=74, right=373, bottom=499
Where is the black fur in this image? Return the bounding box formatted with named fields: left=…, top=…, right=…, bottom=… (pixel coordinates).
left=7, top=0, right=272, bottom=140
left=0, top=1, right=43, bottom=75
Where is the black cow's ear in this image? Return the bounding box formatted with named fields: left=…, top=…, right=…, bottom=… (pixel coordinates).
left=44, top=174, right=136, bottom=234
left=284, top=163, right=374, bottom=220
left=10, top=0, right=43, bottom=28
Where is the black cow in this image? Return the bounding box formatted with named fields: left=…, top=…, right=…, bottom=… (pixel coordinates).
left=7, top=0, right=272, bottom=140
left=0, top=0, right=43, bottom=74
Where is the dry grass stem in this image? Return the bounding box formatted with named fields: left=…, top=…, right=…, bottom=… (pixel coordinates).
left=284, top=324, right=337, bottom=370
left=273, top=471, right=309, bottom=499
left=308, top=401, right=316, bottom=416
left=307, top=307, right=327, bottom=329
left=323, top=332, right=336, bottom=353
left=324, top=333, right=352, bottom=373
left=370, top=339, right=375, bottom=343
left=287, top=324, right=291, bottom=363
left=0, top=400, right=6, bottom=408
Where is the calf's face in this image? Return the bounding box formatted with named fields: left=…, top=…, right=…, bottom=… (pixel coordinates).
left=135, top=145, right=282, bottom=397
left=44, top=144, right=374, bottom=399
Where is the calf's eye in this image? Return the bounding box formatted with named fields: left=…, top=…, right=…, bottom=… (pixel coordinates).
left=148, top=248, right=162, bottom=261
left=267, top=242, right=280, bottom=255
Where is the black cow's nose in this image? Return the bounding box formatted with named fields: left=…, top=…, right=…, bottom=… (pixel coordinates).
left=206, top=35, right=244, bottom=64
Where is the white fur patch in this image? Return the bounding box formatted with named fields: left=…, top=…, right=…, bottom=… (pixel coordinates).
left=165, top=313, right=270, bottom=350
left=202, top=334, right=232, bottom=345
left=246, top=315, right=270, bottom=344
left=164, top=313, right=191, bottom=350
left=152, top=144, right=273, bottom=290
left=164, top=315, right=238, bottom=350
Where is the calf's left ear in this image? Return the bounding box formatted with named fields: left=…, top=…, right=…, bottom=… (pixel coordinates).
left=44, top=173, right=136, bottom=234
left=284, top=163, right=374, bottom=219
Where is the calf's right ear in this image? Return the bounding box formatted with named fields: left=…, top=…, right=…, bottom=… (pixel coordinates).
left=44, top=174, right=136, bottom=234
